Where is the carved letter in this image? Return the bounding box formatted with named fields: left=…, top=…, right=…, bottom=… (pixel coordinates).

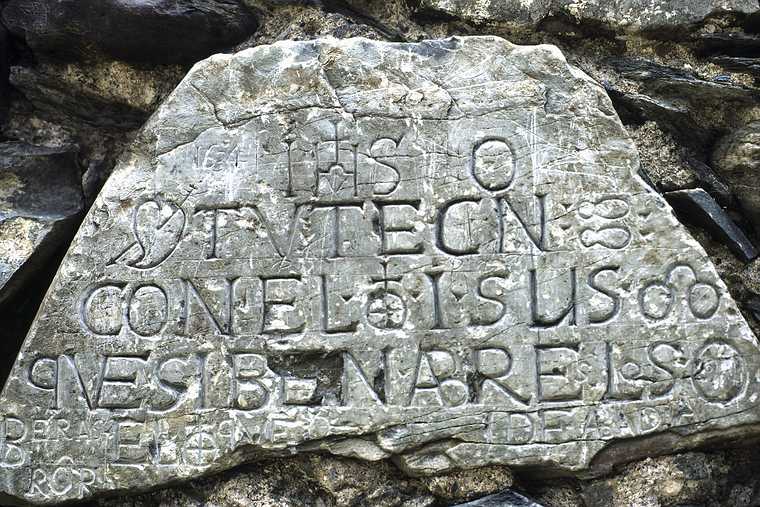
left=530, top=268, right=577, bottom=328
left=374, top=200, right=423, bottom=255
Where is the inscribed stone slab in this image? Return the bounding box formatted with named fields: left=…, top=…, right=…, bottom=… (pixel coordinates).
left=1, top=36, right=759, bottom=505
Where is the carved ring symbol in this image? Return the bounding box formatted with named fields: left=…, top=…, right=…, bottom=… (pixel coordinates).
left=639, top=265, right=720, bottom=321
left=693, top=340, right=747, bottom=403
left=366, top=290, right=407, bottom=329
left=470, top=138, right=515, bottom=192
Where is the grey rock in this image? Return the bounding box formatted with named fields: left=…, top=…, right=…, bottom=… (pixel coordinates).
left=606, top=57, right=759, bottom=104
left=684, top=157, right=735, bottom=209
left=665, top=188, right=758, bottom=262
left=606, top=88, right=714, bottom=152
left=626, top=122, right=696, bottom=192
left=452, top=490, right=544, bottom=506
left=581, top=449, right=760, bottom=507
left=8, top=60, right=186, bottom=130
left=1, top=36, right=759, bottom=505
left=713, top=121, right=760, bottom=232
left=605, top=59, right=757, bottom=154
left=0, top=142, right=84, bottom=306
left=241, top=2, right=389, bottom=48
left=413, top=0, right=757, bottom=33
left=1, top=0, right=258, bottom=65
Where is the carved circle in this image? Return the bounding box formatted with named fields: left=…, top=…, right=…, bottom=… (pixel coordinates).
left=639, top=282, right=674, bottom=320
left=128, top=284, right=169, bottom=337
left=30, top=358, right=57, bottom=389
left=82, top=284, right=124, bottom=336
left=471, top=139, right=515, bottom=192
left=621, top=362, right=641, bottom=380
left=440, top=380, right=469, bottom=406
left=692, top=341, right=746, bottom=403
left=688, top=282, right=720, bottom=319
left=366, top=290, right=407, bottom=329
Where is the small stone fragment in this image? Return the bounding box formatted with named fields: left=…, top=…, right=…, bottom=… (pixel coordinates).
left=666, top=188, right=758, bottom=262
left=606, top=57, right=759, bottom=105
left=684, top=157, right=735, bottom=208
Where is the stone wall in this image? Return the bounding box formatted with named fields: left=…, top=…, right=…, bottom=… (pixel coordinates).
left=2, top=1, right=760, bottom=506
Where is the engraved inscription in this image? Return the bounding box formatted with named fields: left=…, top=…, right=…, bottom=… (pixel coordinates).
left=1, top=37, right=758, bottom=505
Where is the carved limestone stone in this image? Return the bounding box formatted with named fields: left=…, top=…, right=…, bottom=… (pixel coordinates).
left=1, top=37, right=759, bottom=505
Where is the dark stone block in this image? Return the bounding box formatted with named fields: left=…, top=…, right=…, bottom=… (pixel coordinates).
left=697, top=32, right=760, bottom=57
left=666, top=188, right=759, bottom=262
left=1, top=0, right=258, bottom=64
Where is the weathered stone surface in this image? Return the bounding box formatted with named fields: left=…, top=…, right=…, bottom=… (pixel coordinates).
left=666, top=188, right=758, bottom=262
left=94, top=454, right=515, bottom=506
left=0, top=142, right=83, bottom=307
left=1, top=36, right=759, bottom=505
left=684, top=157, right=736, bottom=208
left=8, top=61, right=186, bottom=130
left=1, top=0, right=258, bottom=65
left=604, top=57, right=758, bottom=154
left=581, top=448, right=760, bottom=507
left=713, top=120, right=760, bottom=232
left=414, top=0, right=757, bottom=33
left=606, top=57, right=759, bottom=105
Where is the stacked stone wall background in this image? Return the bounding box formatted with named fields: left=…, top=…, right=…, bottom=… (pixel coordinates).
left=3, top=1, right=760, bottom=506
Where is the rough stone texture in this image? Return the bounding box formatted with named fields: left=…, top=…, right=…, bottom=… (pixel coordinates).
left=0, top=142, right=83, bottom=306
left=581, top=448, right=760, bottom=507
left=626, top=122, right=695, bottom=192
left=240, top=3, right=388, bottom=48
left=94, top=455, right=517, bottom=506
left=1, top=0, right=258, bottom=65
left=0, top=36, right=759, bottom=505
left=453, top=490, right=544, bottom=506
left=0, top=22, right=9, bottom=123
left=698, top=31, right=760, bottom=57
left=713, top=120, right=760, bottom=232
left=602, top=56, right=760, bottom=154
left=413, top=0, right=757, bottom=33
left=8, top=61, right=186, bottom=130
